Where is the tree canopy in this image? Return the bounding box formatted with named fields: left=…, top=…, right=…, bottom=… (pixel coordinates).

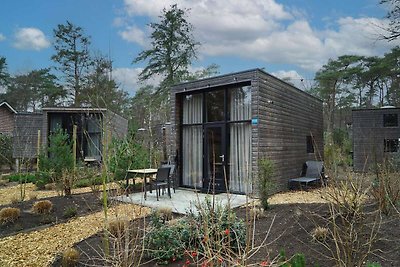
left=381, top=0, right=400, bottom=40
left=134, top=4, right=199, bottom=94
left=52, top=21, right=91, bottom=106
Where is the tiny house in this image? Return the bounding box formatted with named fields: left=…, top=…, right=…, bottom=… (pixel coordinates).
left=42, top=107, right=128, bottom=161
left=352, top=107, right=400, bottom=171
left=170, top=69, right=323, bottom=193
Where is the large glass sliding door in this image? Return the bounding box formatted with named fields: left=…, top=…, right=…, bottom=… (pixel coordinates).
left=180, top=85, right=252, bottom=193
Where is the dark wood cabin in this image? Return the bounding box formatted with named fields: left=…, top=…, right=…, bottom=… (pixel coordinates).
left=170, top=69, right=323, bottom=193
left=353, top=107, right=400, bottom=172
left=0, top=101, right=17, bottom=136
left=42, top=107, right=128, bottom=162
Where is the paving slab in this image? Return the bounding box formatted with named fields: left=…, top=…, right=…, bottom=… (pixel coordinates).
left=113, top=189, right=252, bottom=214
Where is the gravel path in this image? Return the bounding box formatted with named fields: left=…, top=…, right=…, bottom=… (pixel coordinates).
left=0, top=203, right=150, bottom=267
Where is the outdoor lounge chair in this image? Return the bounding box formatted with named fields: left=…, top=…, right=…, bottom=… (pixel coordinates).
left=145, top=166, right=171, bottom=201
left=288, top=161, right=326, bottom=190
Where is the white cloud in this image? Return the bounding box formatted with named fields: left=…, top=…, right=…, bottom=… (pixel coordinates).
left=271, top=70, right=307, bottom=90
left=13, top=27, right=50, bottom=51
left=119, top=25, right=147, bottom=46
left=113, top=67, right=163, bottom=95
left=120, top=0, right=400, bottom=72
left=0, top=33, right=5, bottom=41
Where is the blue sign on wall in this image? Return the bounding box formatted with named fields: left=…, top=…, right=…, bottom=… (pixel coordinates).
left=251, top=118, right=258, bottom=125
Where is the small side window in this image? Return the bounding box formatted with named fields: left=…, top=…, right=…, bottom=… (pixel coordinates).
left=383, top=114, right=398, bottom=127
left=306, top=136, right=314, bottom=153
left=384, top=139, right=399, bottom=152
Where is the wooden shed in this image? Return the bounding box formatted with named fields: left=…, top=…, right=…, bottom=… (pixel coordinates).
left=352, top=107, right=400, bottom=172
left=170, top=69, right=323, bottom=193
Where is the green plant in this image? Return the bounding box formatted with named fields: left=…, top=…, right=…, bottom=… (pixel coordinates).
left=34, top=171, right=53, bottom=189
left=279, top=250, right=306, bottom=267
left=7, top=173, right=36, bottom=183
left=63, top=206, right=78, bottom=219
left=366, top=262, right=381, bottom=267
left=107, top=137, right=149, bottom=181
left=185, top=198, right=246, bottom=264
left=32, top=200, right=53, bottom=214
left=0, top=134, right=13, bottom=170
left=258, top=157, right=275, bottom=210
left=145, top=216, right=191, bottom=264
left=61, top=247, right=80, bottom=267
left=39, top=129, right=74, bottom=195
left=0, top=207, right=21, bottom=224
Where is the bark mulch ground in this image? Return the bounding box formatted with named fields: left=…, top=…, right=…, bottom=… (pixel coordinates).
left=53, top=201, right=400, bottom=267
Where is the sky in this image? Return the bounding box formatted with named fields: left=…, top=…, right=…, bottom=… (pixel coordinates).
left=0, top=0, right=399, bottom=95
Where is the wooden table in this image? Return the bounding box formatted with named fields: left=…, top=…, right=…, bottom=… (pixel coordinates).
left=126, top=168, right=158, bottom=196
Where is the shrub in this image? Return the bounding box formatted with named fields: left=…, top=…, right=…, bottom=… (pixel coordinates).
left=186, top=198, right=246, bottom=262
left=63, top=206, right=78, bottom=219
left=157, top=207, right=173, bottom=222
left=279, top=250, right=306, bottom=267
left=61, top=248, right=80, bottom=267
left=258, top=158, right=275, bottom=210
left=34, top=171, right=53, bottom=189
left=145, top=217, right=191, bottom=264
left=7, top=173, right=36, bottom=184
left=250, top=206, right=264, bottom=219
left=0, top=134, right=13, bottom=170
left=32, top=200, right=53, bottom=214
left=311, top=226, right=329, bottom=242
left=0, top=207, right=21, bottom=224
left=107, top=218, right=129, bottom=237
left=39, top=129, right=74, bottom=195
left=107, top=138, right=149, bottom=181
left=44, top=183, right=56, bottom=190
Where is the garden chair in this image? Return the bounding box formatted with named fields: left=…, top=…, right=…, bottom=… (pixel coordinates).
left=145, top=166, right=171, bottom=201
left=288, top=160, right=326, bottom=190
left=161, top=164, right=176, bottom=193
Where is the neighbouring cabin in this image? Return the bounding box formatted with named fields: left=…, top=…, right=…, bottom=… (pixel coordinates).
left=13, top=113, right=43, bottom=159
left=352, top=107, right=400, bottom=172
left=0, top=103, right=128, bottom=165
left=170, top=69, right=323, bottom=194
left=42, top=107, right=128, bottom=162
left=0, top=101, right=17, bottom=136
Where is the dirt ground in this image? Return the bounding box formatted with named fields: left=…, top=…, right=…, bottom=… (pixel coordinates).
left=51, top=189, right=400, bottom=267
left=1, top=184, right=399, bottom=267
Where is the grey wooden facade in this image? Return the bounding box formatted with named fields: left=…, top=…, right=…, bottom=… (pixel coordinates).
left=13, top=113, right=43, bottom=159
left=0, top=102, right=17, bottom=136
left=8, top=107, right=127, bottom=161
left=42, top=107, right=128, bottom=161
left=352, top=108, right=400, bottom=171
left=170, top=69, right=323, bottom=192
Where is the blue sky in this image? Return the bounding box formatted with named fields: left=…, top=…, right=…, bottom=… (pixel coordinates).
left=0, top=0, right=399, bottom=94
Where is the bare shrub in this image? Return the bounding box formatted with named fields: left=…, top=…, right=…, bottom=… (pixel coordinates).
left=107, top=218, right=129, bottom=238
left=157, top=207, right=173, bottom=222
left=44, top=183, right=56, bottom=190
left=311, top=226, right=329, bottom=242
left=318, top=173, right=382, bottom=267
left=371, top=163, right=400, bottom=215
left=0, top=207, right=21, bottom=224
left=32, top=200, right=53, bottom=214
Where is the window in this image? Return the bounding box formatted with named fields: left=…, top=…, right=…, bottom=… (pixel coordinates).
left=306, top=136, right=314, bottom=153
left=384, top=139, right=399, bottom=152
left=383, top=114, right=398, bottom=127
left=206, top=90, right=225, bottom=122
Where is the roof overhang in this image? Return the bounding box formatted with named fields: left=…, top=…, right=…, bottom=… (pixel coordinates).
left=0, top=102, right=17, bottom=114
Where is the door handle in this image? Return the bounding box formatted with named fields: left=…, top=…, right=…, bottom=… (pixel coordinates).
left=219, top=155, right=225, bottom=162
